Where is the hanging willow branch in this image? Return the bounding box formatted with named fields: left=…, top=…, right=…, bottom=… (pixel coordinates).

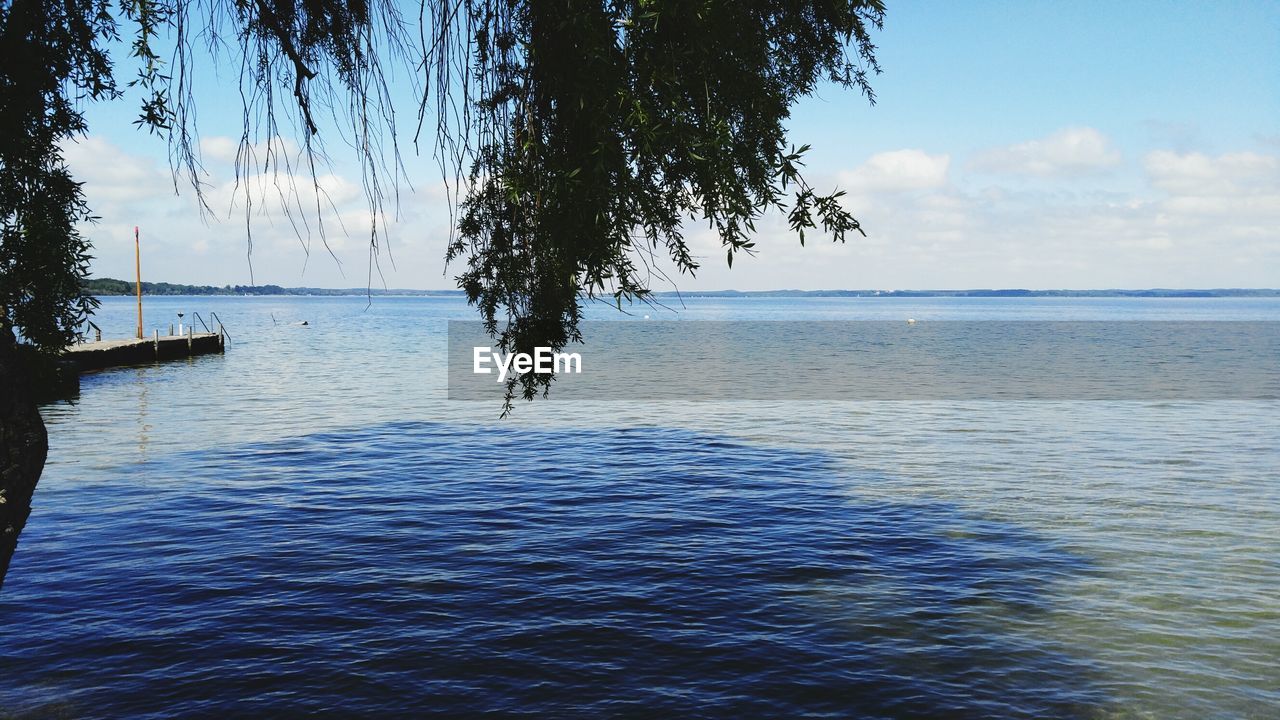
left=423, top=1, right=883, bottom=411
left=2, top=0, right=883, bottom=410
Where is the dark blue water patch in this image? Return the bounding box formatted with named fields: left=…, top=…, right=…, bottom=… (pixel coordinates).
left=1, top=422, right=1103, bottom=719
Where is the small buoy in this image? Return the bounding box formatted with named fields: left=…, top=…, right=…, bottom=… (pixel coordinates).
left=907, top=318, right=917, bottom=325
left=643, top=315, right=650, bottom=320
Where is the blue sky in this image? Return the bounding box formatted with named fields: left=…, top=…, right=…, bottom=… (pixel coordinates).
left=70, top=0, right=1280, bottom=290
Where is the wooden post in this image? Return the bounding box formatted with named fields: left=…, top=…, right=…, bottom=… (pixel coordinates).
left=134, top=226, right=143, bottom=339
left=187, top=325, right=193, bottom=354
left=153, top=329, right=159, bottom=358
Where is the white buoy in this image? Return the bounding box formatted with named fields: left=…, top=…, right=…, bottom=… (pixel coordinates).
left=907, top=318, right=917, bottom=325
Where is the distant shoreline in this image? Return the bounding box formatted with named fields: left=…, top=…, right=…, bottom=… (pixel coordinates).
left=84, top=278, right=1280, bottom=299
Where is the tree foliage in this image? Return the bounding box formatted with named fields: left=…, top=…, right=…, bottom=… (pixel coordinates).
left=440, top=1, right=881, bottom=408
left=0, top=0, right=114, bottom=353
left=0, top=0, right=883, bottom=408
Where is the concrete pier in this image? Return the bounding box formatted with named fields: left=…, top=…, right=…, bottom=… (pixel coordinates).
left=66, top=330, right=225, bottom=372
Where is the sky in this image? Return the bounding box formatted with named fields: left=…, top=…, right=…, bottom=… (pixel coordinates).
left=70, top=0, right=1280, bottom=291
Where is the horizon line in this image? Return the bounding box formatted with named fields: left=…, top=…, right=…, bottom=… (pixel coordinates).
left=83, top=278, right=1280, bottom=297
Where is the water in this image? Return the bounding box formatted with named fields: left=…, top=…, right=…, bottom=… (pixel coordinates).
left=1, top=296, right=1277, bottom=718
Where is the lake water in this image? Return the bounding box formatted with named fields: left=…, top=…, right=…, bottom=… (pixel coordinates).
left=1, top=296, right=1277, bottom=718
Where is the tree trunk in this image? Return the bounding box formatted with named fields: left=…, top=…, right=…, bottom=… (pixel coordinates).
left=0, top=327, right=48, bottom=591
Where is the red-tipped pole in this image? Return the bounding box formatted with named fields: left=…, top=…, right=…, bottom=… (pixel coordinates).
left=134, top=226, right=143, bottom=339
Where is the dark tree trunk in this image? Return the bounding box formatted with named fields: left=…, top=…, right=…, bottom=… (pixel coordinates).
left=0, top=328, right=48, bottom=591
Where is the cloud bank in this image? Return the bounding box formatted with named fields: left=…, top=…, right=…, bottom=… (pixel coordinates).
left=970, top=127, right=1122, bottom=177
left=67, top=128, right=1279, bottom=291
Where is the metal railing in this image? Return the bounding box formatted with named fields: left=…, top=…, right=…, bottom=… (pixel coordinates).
left=209, top=311, right=231, bottom=344
left=76, top=312, right=232, bottom=346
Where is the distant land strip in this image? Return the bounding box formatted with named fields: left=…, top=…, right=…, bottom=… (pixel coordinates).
left=83, top=278, right=1280, bottom=298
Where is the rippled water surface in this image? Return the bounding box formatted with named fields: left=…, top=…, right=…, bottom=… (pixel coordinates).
left=1, top=296, right=1277, bottom=719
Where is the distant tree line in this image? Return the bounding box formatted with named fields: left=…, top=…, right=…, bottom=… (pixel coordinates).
left=81, top=278, right=1277, bottom=298
left=643, top=288, right=1279, bottom=298
left=80, top=278, right=464, bottom=297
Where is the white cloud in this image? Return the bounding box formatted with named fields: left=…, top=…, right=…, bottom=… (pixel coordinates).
left=1140, top=150, right=1280, bottom=257
left=61, top=136, right=173, bottom=203
left=970, top=127, right=1121, bottom=177
left=838, top=149, right=950, bottom=193
left=199, top=136, right=240, bottom=165
left=1256, top=133, right=1280, bottom=150
left=65, top=134, right=1279, bottom=292
left=66, top=135, right=453, bottom=288
left=205, top=171, right=364, bottom=224
left=198, top=135, right=304, bottom=167
left=680, top=146, right=1279, bottom=290
left=1144, top=150, right=1280, bottom=196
